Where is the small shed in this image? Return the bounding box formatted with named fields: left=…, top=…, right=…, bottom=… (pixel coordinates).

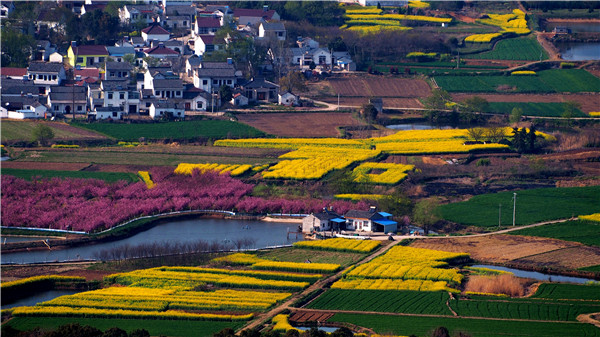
left=92, top=106, right=123, bottom=120
left=149, top=101, right=184, bottom=119
left=278, top=91, right=298, bottom=106
left=231, top=92, right=249, bottom=107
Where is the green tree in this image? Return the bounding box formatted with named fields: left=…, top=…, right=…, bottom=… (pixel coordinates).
left=422, top=88, right=452, bottom=111
left=45, top=324, right=101, bottom=337
left=32, top=124, right=55, bottom=146
left=143, top=56, right=161, bottom=68
left=219, top=85, right=233, bottom=104
left=562, top=100, right=580, bottom=125
left=462, top=96, right=489, bottom=113
left=511, top=127, right=526, bottom=153
left=412, top=198, right=441, bottom=235
left=280, top=71, right=307, bottom=93
left=509, top=107, right=523, bottom=124
left=123, top=54, right=137, bottom=67
left=360, top=103, right=378, bottom=124
left=377, top=191, right=414, bottom=224
left=213, top=328, right=236, bottom=337
left=0, top=26, right=36, bottom=67
left=331, top=327, right=354, bottom=337
left=431, top=326, right=451, bottom=337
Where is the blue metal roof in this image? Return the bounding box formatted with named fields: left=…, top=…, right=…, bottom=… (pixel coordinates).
left=374, top=220, right=397, bottom=226
left=331, top=218, right=346, bottom=223
left=378, top=212, right=393, bottom=217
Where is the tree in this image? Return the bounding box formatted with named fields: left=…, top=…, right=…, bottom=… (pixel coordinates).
left=466, top=127, right=486, bottom=142
left=509, top=107, right=523, bottom=124
left=485, top=126, right=506, bottom=143
left=32, top=124, right=55, bottom=146
left=462, top=96, right=489, bottom=113
left=45, top=324, right=102, bottom=337
left=527, top=124, right=537, bottom=153
left=102, top=327, right=128, bottom=337
left=0, top=26, right=36, bottom=67
left=412, top=198, right=441, bottom=235
left=213, top=328, right=236, bottom=337
left=377, top=191, right=413, bottom=228
left=331, top=327, right=354, bottom=337
left=512, top=127, right=526, bottom=153
left=360, top=103, right=378, bottom=124
left=422, top=88, right=452, bottom=111
left=562, top=100, right=581, bottom=125
left=219, top=85, right=233, bottom=104
left=143, top=56, right=161, bottom=68
left=280, top=71, right=307, bottom=93
left=431, top=326, right=451, bottom=337
left=128, top=329, right=150, bottom=337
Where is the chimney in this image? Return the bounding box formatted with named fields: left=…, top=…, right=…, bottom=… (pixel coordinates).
left=71, top=41, right=76, bottom=49
left=263, top=5, right=268, bottom=12
left=226, top=57, right=232, bottom=65
left=369, top=206, right=377, bottom=213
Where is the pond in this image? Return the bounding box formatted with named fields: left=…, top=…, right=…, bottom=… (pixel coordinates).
left=294, top=326, right=340, bottom=333
left=555, top=41, right=600, bottom=61
left=2, top=289, right=82, bottom=309
left=472, top=265, right=596, bottom=284
left=1, top=218, right=303, bottom=265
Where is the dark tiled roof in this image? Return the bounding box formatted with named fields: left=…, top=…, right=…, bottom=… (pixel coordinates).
left=106, top=46, right=136, bottom=56
left=144, top=45, right=179, bottom=55
left=142, top=25, right=170, bottom=35
left=195, top=68, right=236, bottom=78
left=243, top=78, right=279, bottom=89
left=28, top=62, right=64, bottom=73
left=312, top=211, right=342, bottom=221
left=105, top=62, right=133, bottom=71
left=201, top=62, right=235, bottom=69
left=187, top=55, right=201, bottom=67
left=49, top=91, right=87, bottom=102
left=196, top=17, right=221, bottom=28
left=153, top=79, right=183, bottom=89
left=50, top=86, right=86, bottom=93
left=344, top=209, right=381, bottom=220
left=261, top=22, right=285, bottom=31
left=233, top=8, right=277, bottom=20
left=73, top=45, right=108, bottom=56
left=101, top=80, right=129, bottom=91
left=153, top=101, right=183, bottom=109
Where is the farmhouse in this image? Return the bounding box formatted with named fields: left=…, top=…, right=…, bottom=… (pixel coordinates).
left=149, top=101, right=184, bottom=119
left=193, top=17, right=221, bottom=36
left=68, top=43, right=108, bottom=68
left=258, top=22, right=286, bottom=41
left=242, top=78, right=279, bottom=103
left=344, top=207, right=397, bottom=233
left=233, top=7, right=280, bottom=26
left=278, top=91, right=298, bottom=106
left=48, top=86, right=87, bottom=115
left=27, top=62, right=66, bottom=87
left=141, top=24, right=171, bottom=43
left=302, top=210, right=346, bottom=233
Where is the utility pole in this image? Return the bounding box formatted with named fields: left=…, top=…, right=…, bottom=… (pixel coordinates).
left=512, top=193, right=517, bottom=227
left=498, top=203, right=501, bottom=228
left=337, top=93, right=340, bottom=111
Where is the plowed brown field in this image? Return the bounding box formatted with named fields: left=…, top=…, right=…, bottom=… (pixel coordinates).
left=451, top=93, right=600, bottom=113
left=236, top=112, right=365, bottom=137
left=327, top=76, right=431, bottom=98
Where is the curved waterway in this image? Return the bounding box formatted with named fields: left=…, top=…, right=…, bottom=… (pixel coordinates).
left=1, top=218, right=303, bottom=264
left=472, top=265, right=595, bottom=284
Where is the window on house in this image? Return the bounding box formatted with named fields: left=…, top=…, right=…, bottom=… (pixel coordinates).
left=77, top=105, right=82, bottom=111
left=155, top=90, right=160, bottom=96
left=197, top=101, right=203, bottom=109
left=146, top=102, right=151, bottom=107
left=98, top=57, right=104, bottom=63
left=77, top=57, right=83, bottom=63
left=52, top=75, right=57, bottom=80
left=176, top=91, right=181, bottom=96
left=110, top=72, right=115, bottom=77
left=213, top=80, right=218, bottom=85
left=112, top=111, right=118, bottom=117
left=203, top=80, right=208, bottom=85
left=107, top=93, right=113, bottom=99
left=120, top=92, right=125, bottom=99
left=226, top=80, right=232, bottom=85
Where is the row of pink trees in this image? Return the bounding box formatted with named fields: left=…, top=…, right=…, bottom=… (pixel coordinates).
left=2, top=168, right=367, bottom=233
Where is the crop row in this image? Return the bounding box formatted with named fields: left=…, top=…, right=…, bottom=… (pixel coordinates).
left=466, top=9, right=530, bottom=43
left=293, top=238, right=381, bottom=253
left=1, top=275, right=86, bottom=291
left=353, top=162, right=415, bottom=184
left=346, top=14, right=452, bottom=23
left=532, top=283, right=600, bottom=301
left=159, top=266, right=324, bottom=282
left=214, top=138, right=368, bottom=150
left=262, top=147, right=380, bottom=180
left=307, top=289, right=451, bottom=316
left=213, top=253, right=265, bottom=265
left=105, top=268, right=310, bottom=291
left=334, top=194, right=385, bottom=201
left=347, top=263, right=464, bottom=284
left=372, top=246, right=470, bottom=267
left=174, top=163, right=253, bottom=177
left=344, top=25, right=412, bottom=35
left=12, top=305, right=253, bottom=321
left=37, top=286, right=291, bottom=312
left=331, top=278, right=451, bottom=292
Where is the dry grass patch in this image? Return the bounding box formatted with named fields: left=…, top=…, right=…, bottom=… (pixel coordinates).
left=465, top=274, right=529, bottom=297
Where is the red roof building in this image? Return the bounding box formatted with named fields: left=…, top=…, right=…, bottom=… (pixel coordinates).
left=1, top=67, right=27, bottom=78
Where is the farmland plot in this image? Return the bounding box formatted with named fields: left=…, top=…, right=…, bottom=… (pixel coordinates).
left=326, top=76, right=431, bottom=97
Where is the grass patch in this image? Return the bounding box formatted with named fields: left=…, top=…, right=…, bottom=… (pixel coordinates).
left=434, top=69, right=600, bottom=93
left=484, top=102, right=586, bottom=117
left=531, top=283, right=600, bottom=301
left=466, top=36, right=549, bottom=61
left=579, top=265, right=600, bottom=272
left=1, top=121, right=106, bottom=142
left=1, top=168, right=138, bottom=183
left=438, top=186, right=600, bottom=227
left=12, top=149, right=274, bottom=166
left=508, top=220, right=600, bottom=247
left=257, top=247, right=366, bottom=267
left=72, top=120, right=267, bottom=142
left=3, top=317, right=242, bottom=337
left=328, top=312, right=600, bottom=337
left=307, top=289, right=452, bottom=315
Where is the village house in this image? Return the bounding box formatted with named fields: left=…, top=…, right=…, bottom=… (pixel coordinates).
left=144, top=66, right=183, bottom=100
left=100, top=80, right=140, bottom=115
left=302, top=209, right=346, bottom=233
left=118, top=4, right=158, bottom=26
left=106, top=46, right=136, bottom=63
left=192, top=61, right=238, bottom=93
left=230, top=91, right=249, bottom=107
left=344, top=207, right=397, bottom=233
left=74, top=68, right=100, bottom=85
left=141, top=24, right=171, bottom=43
left=68, top=43, right=108, bottom=68
left=90, top=106, right=123, bottom=120
left=258, top=22, right=286, bottom=41
left=242, top=78, right=279, bottom=103
left=182, top=86, right=210, bottom=111
left=27, top=62, right=66, bottom=86
left=149, top=101, right=184, bottom=119
left=80, top=3, right=106, bottom=15
left=233, top=7, right=280, bottom=26
left=34, top=40, right=56, bottom=62
left=194, top=35, right=223, bottom=56
left=193, top=17, right=221, bottom=36
left=143, top=43, right=180, bottom=60
left=104, top=62, right=132, bottom=81
left=278, top=91, right=298, bottom=106
left=48, top=86, right=87, bottom=115
left=333, top=51, right=356, bottom=71
left=163, top=15, right=191, bottom=31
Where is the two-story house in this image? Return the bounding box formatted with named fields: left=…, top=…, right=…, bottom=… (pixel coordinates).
left=143, top=43, right=180, bottom=60
left=27, top=62, right=66, bottom=94
left=193, top=17, right=221, bottom=36
left=68, top=43, right=108, bottom=68
left=106, top=46, right=136, bottom=63
left=192, top=61, right=238, bottom=93
left=144, top=66, right=183, bottom=99
left=100, top=79, right=140, bottom=114
left=105, top=62, right=132, bottom=81
left=118, top=4, right=158, bottom=25
left=194, top=35, right=223, bottom=56
left=258, top=22, right=286, bottom=41
left=344, top=207, right=397, bottom=233
left=233, top=7, right=279, bottom=26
